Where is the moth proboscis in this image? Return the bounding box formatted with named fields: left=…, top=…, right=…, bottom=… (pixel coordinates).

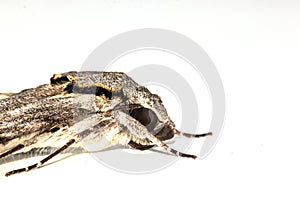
left=0, top=71, right=212, bottom=176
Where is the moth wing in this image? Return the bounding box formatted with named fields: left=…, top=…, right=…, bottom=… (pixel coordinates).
left=0, top=93, right=14, bottom=100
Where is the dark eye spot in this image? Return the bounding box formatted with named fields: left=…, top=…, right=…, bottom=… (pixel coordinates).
left=128, top=106, right=175, bottom=151
left=129, top=107, right=158, bottom=131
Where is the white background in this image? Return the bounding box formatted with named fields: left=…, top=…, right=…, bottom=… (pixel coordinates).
left=1, top=0, right=300, bottom=199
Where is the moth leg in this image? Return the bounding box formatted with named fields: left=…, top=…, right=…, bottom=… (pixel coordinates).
left=5, top=139, right=75, bottom=177
left=0, top=144, right=25, bottom=159
left=0, top=147, right=86, bottom=165
left=141, top=134, right=197, bottom=159
left=113, top=111, right=198, bottom=159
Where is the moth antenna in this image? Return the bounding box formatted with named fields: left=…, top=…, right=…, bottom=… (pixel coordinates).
left=174, top=130, right=212, bottom=138
left=165, top=121, right=212, bottom=138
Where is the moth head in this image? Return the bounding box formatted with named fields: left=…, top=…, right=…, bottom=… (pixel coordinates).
left=123, top=86, right=212, bottom=151
left=125, top=87, right=177, bottom=141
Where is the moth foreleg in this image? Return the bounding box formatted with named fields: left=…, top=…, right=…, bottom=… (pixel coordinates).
left=5, top=139, right=75, bottom=177
left=0, top=144, right=25, bottom=159
left=145, top=134, right=197, bottom=159
left=113, top=111, right=198, bottom=159
left=0, top=146, right=86, bottom=165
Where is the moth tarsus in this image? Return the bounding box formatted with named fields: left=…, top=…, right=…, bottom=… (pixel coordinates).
left=0, top=71, right=212, bottom=176
left=5, top=139, right=76, bottom=177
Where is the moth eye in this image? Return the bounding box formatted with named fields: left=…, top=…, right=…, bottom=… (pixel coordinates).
left=129, top=107, right=158, bottom=131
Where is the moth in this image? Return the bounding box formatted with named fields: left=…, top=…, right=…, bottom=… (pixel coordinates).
left=0, top=71, right=212, bottom=176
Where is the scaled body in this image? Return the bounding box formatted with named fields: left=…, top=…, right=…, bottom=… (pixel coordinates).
left=0, top=71, right=211, bottom=176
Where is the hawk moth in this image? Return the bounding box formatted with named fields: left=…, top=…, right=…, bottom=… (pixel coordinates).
left=0, top=71, right=212, bottom=176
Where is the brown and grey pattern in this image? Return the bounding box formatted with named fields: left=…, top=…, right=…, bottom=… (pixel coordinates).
left=0, top=71, right=212, bottom=176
